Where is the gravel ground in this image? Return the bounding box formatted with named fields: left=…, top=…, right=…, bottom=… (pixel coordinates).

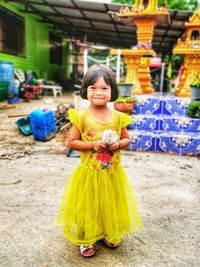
left=0, top=94, right=199, bottom=267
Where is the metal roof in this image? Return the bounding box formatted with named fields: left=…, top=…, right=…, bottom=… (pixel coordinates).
left=6, top=0, right=194, bottom=55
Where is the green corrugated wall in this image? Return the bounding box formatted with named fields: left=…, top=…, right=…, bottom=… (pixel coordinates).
left=0, top=2, right=69, bottom=81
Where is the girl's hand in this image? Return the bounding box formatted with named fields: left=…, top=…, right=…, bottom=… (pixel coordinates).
left=92, top=141, right=107, bottom=153
left=108, top=141, right=120, bottom=152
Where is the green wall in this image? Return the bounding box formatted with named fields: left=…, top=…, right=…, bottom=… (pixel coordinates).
left=0, top=2, right=69, bottom=81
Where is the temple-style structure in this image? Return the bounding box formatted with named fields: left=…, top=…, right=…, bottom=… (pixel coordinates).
left=110, top=1, right=199, bottom=157
left=111, top=0, right=170, bottom=94
left=173, top=10, right=200, bottom=97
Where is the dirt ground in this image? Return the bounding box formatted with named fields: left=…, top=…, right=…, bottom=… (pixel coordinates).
left=0, top=93, right=199, bottom=267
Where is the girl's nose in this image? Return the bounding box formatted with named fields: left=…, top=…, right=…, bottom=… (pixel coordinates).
left=95, top=88, right=103, bottom=94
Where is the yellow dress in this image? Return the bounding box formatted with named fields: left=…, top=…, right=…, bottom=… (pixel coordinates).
left=56, top=108, right=142, bottom=246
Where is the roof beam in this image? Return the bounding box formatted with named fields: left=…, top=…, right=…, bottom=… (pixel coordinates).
left=41, top=0, right=83, bottom=35
left=104, top=3, right=125, bottom=47
left=18, top=9, right=183, bottom=33
left=17, top=9, right=123, bottom=26
left=159, top=10, right=178, bottom=54
left=71, top=0, right=107, bottom=45
left=6, top=0, right=119, bottom=14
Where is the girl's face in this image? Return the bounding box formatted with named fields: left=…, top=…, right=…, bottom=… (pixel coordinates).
left=87, top=76, right=111, bottom=106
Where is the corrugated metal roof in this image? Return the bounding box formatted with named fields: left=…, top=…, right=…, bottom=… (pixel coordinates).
left=6, top=0, right=194, bottom=55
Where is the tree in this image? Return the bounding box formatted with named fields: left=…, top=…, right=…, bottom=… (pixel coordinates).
left=112, top=0, right=198, bottom=11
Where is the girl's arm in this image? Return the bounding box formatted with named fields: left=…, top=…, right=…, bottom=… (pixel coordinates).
left=119, top=127, right=131, bottom=149
left=68, top=124, right=106, bottom=152
left=109, top=128, right=131, bottom=151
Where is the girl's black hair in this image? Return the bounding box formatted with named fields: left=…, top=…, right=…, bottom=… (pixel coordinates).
left=80, top=64, right=118, bottom=101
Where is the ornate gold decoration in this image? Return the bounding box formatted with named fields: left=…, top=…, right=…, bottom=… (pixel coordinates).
left=138, top=57, right=154, bottom=93
left=110, top=0, right=170, bottom=95
left=173, top=11, right=200, bottom=97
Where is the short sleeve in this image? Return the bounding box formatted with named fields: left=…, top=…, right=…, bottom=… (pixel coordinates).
left=68, top=109, right=81, bottom=131
left=121, top=112, right=133, bottom=128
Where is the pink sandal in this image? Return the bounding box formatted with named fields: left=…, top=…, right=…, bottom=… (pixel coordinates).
left=80, top=245, right=95, bottom=257
left=102, top=238, right=119, bottom=248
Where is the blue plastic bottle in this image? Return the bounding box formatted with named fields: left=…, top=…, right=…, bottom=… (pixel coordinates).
left=0, top=61, right=18, bottom=102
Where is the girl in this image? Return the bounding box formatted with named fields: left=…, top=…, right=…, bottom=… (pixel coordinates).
left=56, top=64, right=142, bottom=257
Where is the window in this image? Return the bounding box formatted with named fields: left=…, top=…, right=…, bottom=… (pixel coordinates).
left=49, top=32, right=62, bottom=65
left=0, top=6, right=25, bottom=56
left=191, top=30, right=199, bottom=41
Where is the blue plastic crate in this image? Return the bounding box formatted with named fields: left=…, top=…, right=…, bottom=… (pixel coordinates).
left=30, top=108, right=56, bottom=141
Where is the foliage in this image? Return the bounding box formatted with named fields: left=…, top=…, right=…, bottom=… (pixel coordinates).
left=162, top=54, right=183, bottom=79
left=112, top=0, right=132, bottom=4
left=187, top=101, right=200, bottom=118
left=164, top=0, right=197, bottom=11
left=190, top=81, right=200, bottom=87
left=114, top=95, right=138, bottom=103
left=112, top=0, right=197, bottom=11
left=190, top=70, right=200, bottom=87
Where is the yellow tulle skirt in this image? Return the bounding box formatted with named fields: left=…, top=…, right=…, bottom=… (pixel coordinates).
left=56, top=164, right=142, bottom=246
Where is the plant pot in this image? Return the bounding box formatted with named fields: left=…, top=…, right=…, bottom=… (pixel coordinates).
left=114, top=101, right=134, bottom=114
left=117, top=83, right=133, bottom=97
left=190, top=86, right=200, bottom=101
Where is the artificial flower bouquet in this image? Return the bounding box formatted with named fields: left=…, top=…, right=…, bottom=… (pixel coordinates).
left=101, top=129, right=119, bottom=146
left=96, top=130, right=119, bottom=169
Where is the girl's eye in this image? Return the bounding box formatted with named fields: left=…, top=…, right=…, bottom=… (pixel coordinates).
left=88, top=86, right=110, bottom=91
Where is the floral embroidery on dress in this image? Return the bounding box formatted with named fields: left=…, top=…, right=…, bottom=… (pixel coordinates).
left=87, top=131, right=93, bottom=137
left=96, top=151, right=113, bottom=169
left=84, top=129, right=101, bottom=142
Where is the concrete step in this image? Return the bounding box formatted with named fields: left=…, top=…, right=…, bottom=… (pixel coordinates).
left=134, top=95, right=190, bottom=116
left=128, top=114, right=200, bottom=133
left=127, top=130, right=200, bottom=156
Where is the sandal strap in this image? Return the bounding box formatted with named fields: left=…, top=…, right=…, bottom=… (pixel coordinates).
left=80, top=245, right=95, bottom=256
left=102, top=238, right=119, bottom=248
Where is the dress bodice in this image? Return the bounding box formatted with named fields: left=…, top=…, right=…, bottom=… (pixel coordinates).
left=68, top=108, right=132, bottom=170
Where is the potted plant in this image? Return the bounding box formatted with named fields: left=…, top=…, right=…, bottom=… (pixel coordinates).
left=190, top=71, right=200, bottom=101
left=114, top=95, right=138, bottom=114
left=187, top=101, right=200, bottom=119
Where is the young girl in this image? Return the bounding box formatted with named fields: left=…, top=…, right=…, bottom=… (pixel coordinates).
left=56, top=64, right=142, bottom=257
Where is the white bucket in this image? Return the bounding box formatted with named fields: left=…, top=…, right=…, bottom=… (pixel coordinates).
left=73, top=91, right=89, bottom=111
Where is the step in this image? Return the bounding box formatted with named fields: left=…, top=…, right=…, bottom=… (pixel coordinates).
left=127, top=130, right=200, bottom=156
left=134, top=95, right=190, bottom=116
left=128, top=114, right=200, bottom=132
